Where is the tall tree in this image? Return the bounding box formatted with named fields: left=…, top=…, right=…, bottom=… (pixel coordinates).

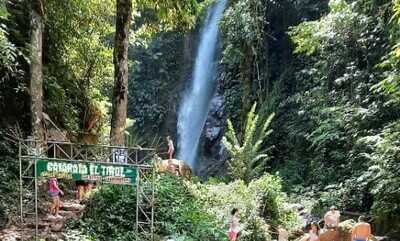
left=30, top=0, right=45, bottom=143
left=110, top=0, right=198, bottom=145
left=110, top=0, right=132, bottom=146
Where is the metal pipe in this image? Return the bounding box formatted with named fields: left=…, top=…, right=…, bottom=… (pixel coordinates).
left=34, top=157, right=38, bottom=240
left=31, top=140, right=156, bottom=151
left=135, top=168, right=140, bottom=241
left=19, top=155, right=153, bottom=169
left=151, top=166, right=155, bottom=241
left=19, top=141, right=23, bottom=224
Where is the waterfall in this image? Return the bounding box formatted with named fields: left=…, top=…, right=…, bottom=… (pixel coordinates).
left=177, top=0, right=227, bottom=170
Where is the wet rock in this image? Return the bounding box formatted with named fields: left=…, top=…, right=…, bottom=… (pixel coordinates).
left=209, top=96, right=224, bottom=118
left=198, top=70, right=228, bottom=177
left=205, top=127, right=221, bottom=141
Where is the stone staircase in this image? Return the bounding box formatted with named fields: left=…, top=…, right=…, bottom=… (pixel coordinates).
left=0, top=200, right=85, bottom=241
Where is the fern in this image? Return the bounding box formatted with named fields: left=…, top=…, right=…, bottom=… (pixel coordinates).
left=222, top=102, right=275, bottom=182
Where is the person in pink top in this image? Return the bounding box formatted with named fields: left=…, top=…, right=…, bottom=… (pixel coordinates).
left=301, top=222, right=320, bottom=241
left=48, top=176, right=64, bottom=217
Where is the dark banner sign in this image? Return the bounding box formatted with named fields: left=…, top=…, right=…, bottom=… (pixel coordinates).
left=36, top=159, right=137, bottom=185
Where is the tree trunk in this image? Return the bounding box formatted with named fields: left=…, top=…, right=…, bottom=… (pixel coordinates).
left=110, top=0, right=132, bottom=146
left=240, top=44, right=253, bottom=130
left=30, top=0, right=45, bottom=143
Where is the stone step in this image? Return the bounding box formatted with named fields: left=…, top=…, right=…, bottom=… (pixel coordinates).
left=42, top=214, right=64, bottom=222
left=60, top=202, right=85, bottom=212
left=0, top=199, right=87, bottom=240
left=58, top=210, right=82, bottom=219
left=24, top=221, right=52, bottom=229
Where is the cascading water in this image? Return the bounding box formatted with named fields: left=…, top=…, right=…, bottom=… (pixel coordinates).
left=177, top=0, right=227, bottom=170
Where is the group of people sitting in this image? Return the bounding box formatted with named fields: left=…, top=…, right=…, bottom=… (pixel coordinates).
left=227, top=206, right=373, bottom=241
left=291, top=206, right=372, bottom=241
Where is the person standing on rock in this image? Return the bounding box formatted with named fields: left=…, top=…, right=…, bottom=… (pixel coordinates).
left=228, top=208, right=241, bottom=241
left=48, top=176, right=64, bottom=218
left=166, top=136, right=178, bottom=174
left=324, top=206, right=340, bottom=229
left=167, top=136, right=175, bottom=160
left=351, top=216, right=372, bottom=241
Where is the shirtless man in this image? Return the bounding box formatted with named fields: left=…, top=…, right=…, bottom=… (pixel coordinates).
left=167, top=136, right=175, bottom=160
left=324, top=206, right=340, bottom=229
left=278, top=225, right=289, bottom=241
left=352, top=216, right=372, bottom=241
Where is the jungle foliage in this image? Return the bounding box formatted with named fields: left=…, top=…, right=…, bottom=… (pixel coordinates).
left=219, top=0, right=400, bottom=236
left=222, top=103, right=275, bottom=182
left=69, top=173, right=296, bottom=241
left=0, top=0, right=400, bottom=238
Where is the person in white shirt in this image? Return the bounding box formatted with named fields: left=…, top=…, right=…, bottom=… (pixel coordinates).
left=324, top=206, right=341, bottom=229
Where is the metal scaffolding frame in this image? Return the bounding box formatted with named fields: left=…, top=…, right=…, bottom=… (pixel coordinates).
left=18, top=139, right=156, bottom=240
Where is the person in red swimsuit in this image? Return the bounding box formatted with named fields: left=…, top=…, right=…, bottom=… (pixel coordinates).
left=228, top=208, right=241, bottom=241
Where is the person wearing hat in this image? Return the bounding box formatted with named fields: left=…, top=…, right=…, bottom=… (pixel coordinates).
left=324, top=206, right=341, bottom=229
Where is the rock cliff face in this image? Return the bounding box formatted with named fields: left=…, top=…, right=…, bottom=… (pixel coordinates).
left=195, top=0, right=331, bottom=178
left=197, top=69, right=227, bottom=177
left=164, top=33, right=195, bottom=140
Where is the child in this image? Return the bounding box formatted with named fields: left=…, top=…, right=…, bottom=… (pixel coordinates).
left=228, top=208, right=241, bottom=241
left=48, top=176, right=64, bottom=218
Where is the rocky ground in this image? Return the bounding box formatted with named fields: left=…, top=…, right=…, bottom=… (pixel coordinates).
left=0, top=200, right=85, bottom=241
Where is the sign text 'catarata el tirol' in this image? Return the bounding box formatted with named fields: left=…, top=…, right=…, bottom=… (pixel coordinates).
left=36, top=160, right=137, bottom=185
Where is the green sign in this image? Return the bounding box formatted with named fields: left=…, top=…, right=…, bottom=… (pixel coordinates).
left=36, top=159, right=137, bottom=185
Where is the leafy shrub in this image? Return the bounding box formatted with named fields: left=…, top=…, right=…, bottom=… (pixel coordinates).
left=70, top=174, right=226, bottom=241
left=190, top=173, right=299, bottom=241
left=68, top=185, right=137, bottom=240
left=222, top=103, right=275, bottom=182
left=0, top=132, right=19, bottom=228
left=155, top=175, right=226, bottom=241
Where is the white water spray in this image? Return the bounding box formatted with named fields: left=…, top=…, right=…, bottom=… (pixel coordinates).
left=177, top=0, right=227, bottom=169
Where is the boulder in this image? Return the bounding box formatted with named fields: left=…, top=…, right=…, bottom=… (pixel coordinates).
left=154, top=158, right=192, bottom=178
left=338, top=219, right=357, bottom=241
